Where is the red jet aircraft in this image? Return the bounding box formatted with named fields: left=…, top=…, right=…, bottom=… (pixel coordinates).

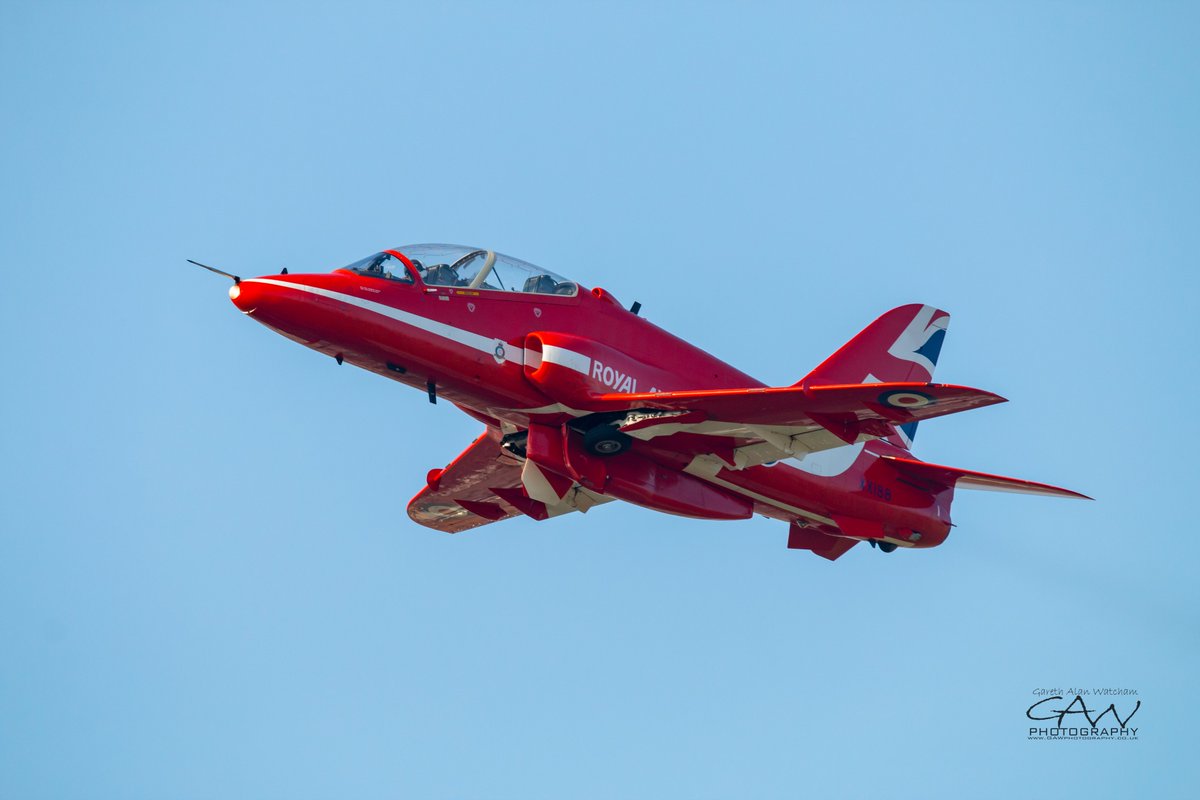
left=196, top=243, right=1087, bottom=560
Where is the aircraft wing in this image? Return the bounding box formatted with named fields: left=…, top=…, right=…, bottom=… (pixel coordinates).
left=407, top=428, right=610, bottom=533
left=583, top=382, right=1004, bottom=460
left=591, top=382, right=1002, bottom=427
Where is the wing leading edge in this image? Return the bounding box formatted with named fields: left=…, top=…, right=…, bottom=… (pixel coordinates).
left=589, top=382, right=1003, bottom=433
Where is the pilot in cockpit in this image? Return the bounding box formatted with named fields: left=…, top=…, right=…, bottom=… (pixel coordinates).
left=363, top=254, right=388, bottom=276
left=345, top=245, right=578, bottom=295
left=522, top=274, right=560, bottom=294
left=422, top=261, right=462, bottom=286
left=418, top=251, right=490, bottom=287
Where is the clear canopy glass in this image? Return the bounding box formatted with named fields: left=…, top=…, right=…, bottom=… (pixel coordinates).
left=388, top=243, right=578, bottom=296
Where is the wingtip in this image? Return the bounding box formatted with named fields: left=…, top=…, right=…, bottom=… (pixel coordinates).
left=1042, top=488, right=1093, bottom=501
left=929, top=383, right=1007, bottom=407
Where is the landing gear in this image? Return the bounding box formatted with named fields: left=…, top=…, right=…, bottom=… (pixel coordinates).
left=877, top=541, right=897, bottom=553
left=583, top=424, right=632, bottom=456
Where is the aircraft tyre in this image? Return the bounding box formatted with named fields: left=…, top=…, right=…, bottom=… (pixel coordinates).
left=878, top=541, right=898, bottom=553
left=584, top=424, right=632, bottom=456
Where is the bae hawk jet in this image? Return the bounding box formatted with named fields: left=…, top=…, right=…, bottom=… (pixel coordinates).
left=193, top=244, right=1087, bottom=560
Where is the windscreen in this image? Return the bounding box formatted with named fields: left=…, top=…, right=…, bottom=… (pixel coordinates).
left=340, top=252, right=414, bottom=283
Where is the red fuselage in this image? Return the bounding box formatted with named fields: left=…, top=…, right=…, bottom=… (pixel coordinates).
left=227, top=254, right=954, bottom=551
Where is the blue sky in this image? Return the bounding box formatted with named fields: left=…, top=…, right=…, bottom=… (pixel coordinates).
left=1, top=2, right=1196, bottom=797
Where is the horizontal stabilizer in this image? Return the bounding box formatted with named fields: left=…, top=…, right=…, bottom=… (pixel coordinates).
left=880, top=455, right=1091, bottom=499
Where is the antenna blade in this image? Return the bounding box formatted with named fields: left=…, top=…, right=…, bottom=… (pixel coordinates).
left=187, top=259, right=241, bottom=284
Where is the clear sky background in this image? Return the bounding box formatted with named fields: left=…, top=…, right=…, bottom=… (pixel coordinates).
left=2, top=2, right=1197, bottom=797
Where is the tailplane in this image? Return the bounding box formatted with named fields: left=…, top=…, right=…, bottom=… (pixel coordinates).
left=800, top=304, right=950, bottom=449
left=880, top=455, right=1092, bottom=500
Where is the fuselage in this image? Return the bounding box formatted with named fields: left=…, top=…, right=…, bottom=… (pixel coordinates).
left=228, top=247, right=954, bottom=550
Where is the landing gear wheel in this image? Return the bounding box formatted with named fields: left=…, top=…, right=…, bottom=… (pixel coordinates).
left=584, top=424, right=632, bottom=456
left=877, top=541, right=897, bottom=553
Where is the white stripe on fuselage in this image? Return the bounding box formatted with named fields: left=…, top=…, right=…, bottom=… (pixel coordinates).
left=245, top=278, right=523, bottom=364
left=246, top=279, right=603, bottom=419
left=250, top=279, right=871, bottom=531
left=540, top=344, right=592, bottom=375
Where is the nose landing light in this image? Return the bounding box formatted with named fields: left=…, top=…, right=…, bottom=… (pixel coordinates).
left=187, top=259, right=257, bottom=312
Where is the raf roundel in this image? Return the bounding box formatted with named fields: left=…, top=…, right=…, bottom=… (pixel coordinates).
left=879, top=389, right=936, bottom=409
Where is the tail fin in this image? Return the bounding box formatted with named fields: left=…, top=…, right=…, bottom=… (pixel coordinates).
left=799, top=304, right=950, bottom=449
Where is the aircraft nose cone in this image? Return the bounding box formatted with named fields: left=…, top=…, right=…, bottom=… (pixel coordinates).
left=228, top=281, right=257, bottom=313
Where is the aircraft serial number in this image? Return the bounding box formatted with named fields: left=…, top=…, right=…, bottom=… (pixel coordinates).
left=860, top=478, right=892, bottom=501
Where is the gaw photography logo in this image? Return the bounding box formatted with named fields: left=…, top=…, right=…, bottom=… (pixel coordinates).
left=1027, top=688, right=1140, bottom=740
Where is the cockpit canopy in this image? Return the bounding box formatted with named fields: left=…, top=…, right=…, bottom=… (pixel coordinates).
left=341, top=243, right=578, bottom=296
